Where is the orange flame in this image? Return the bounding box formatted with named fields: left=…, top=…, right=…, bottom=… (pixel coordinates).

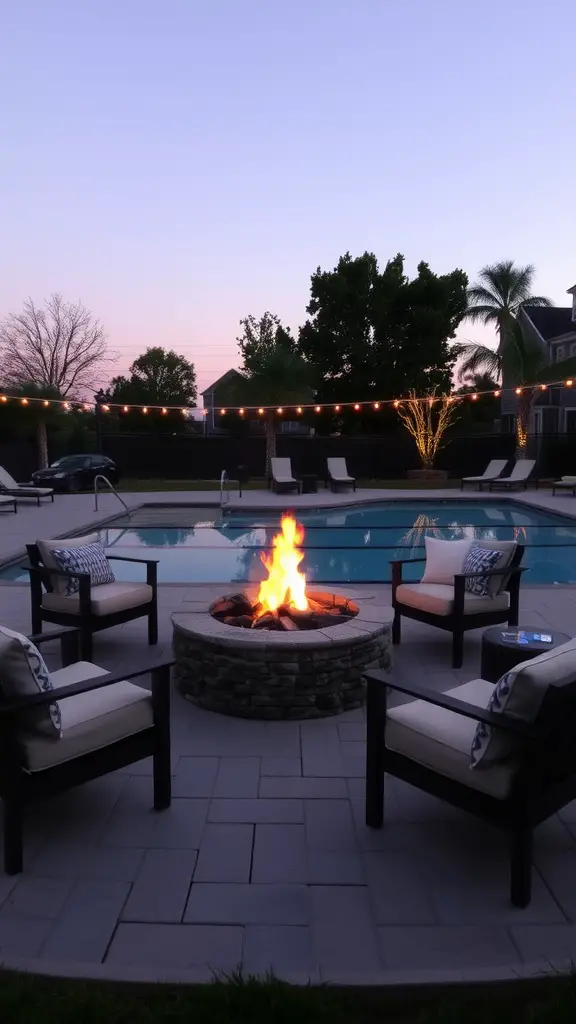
left=257, top=515, right=309, bottom=615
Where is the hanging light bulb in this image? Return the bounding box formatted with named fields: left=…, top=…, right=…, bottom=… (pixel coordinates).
left=277, top=407, right=283, bottom=414
left=334, top=405, right=340, bottom=412
left=315, top=405, right=321, bottom=413
left=21, top=398, right=28, bottom=405
left=162, top=407, right=168, bottom=414
left=43, top=400, right=49, bottom=407
left=296, top=406, right=302, bottom=414
left=566, top=380, right=574, bottom=387
left=539, top=384, right=547, bottom=391
left=354, top=403, right=360, bottom=411
left=123, top=405, right=129, bottom=412
left=182, top=408, right=187, bottom=416
left=494, top=390, right=501, bottom=397
left=0, top=396, right=7, bottom=403
left=220, top=409, right=226, bottom=415
left=373, top=402, right=380, bottom=410
left=102, top=404, right=110, bottom=412
left=471, top=393, right=478, bottom=401
left=393, top=400, right=400, bottom=408
left=258, top=408, right=264, bottom=415
left=239, top=407, right=245, bottom=415
left=143, top=406, right=148, bottom=414
left=515, top=388, right=522, bottom=395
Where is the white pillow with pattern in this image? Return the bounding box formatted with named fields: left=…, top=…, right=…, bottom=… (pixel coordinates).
left=0, top=626, right=61, bottom=738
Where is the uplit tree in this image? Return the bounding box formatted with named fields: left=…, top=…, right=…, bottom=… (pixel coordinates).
left=396, top=390, right=460, bottom=471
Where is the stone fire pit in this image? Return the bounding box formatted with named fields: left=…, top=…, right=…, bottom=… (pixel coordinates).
left=172, top=589, right=392, bottom=720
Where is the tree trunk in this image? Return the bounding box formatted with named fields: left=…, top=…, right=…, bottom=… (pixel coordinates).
left=37, top=419, right=49, bottom=469
left=264, top=414, right=276, bottom=476
left=515, top=391, right=534, bottom=460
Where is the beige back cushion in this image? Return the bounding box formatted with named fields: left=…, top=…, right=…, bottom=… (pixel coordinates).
left=472, top=638, right=576, bottom=768
left=0, top=625, right=61, bottom=738
left=36, top=533, right=99, bottom=594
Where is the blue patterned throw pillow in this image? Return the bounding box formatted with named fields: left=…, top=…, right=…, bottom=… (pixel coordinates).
left=0, top=625, right=61, bottom=738
left=470, top=671, right=512, bottom=768
left=462, top=544, right=501, bottom=596
left=50, top=542, right=115, bottom=597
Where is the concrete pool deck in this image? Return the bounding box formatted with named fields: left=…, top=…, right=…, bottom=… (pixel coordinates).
left=1, top=487, right=576, bottom=983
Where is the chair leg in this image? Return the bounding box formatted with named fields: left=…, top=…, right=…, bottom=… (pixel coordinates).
left=3, top=799, right=23, bottom=875
left=153, top=730, right=171, bottom=811
left=148, top=605, right=158, bottom=645
left=365, top=676, right=386, bottom=828
left=452, top=629, right=464, bottom=669
left=392, top=609, right=401, bottom=645
left=80, top=626, right=93, bottom=661
left=510, top=825, right=533, bottom=908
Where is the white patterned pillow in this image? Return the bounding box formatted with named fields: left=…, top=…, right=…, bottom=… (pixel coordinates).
left=471, top=639, right=576, bottom=769
left=0, top=626, right=61, bottom=737
left=462, top=544, right=501, bottom=596
left=50, top=542, right=115, bottom=597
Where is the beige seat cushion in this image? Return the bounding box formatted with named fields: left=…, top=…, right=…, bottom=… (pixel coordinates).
left=396, top=582, right=510, bottom=617
left=22, top=660, right=153, bottom=771
left=387, top=678, right=515, bottom=799
left=37, top=533, right=99, bottom=594
left=41, top=581, right=153, bottom=617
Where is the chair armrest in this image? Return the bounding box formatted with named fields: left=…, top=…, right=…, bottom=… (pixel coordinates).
left=106, top=556, right=160, bottom=565
left=27, top=627, right=81, bottom=667
left=363, top=670, right=545, bottom=740
left=390, top=558, right=426, bottom=566
left=25, top=562, right=90, bottom=583
left=0, top=660, right=175, bottom=714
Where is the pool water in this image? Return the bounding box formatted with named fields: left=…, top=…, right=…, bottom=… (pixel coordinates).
left=4, top=500, right=576, bottom=586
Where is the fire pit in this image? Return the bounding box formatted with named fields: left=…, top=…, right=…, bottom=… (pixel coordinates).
left=172, top=514, right=392, bottom=719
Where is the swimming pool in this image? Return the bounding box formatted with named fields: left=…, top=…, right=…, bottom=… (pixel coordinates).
left=3, top=499, right=576, bottom=586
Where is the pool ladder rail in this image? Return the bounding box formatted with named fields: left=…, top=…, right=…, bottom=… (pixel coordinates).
left=93, top=474, right=131, bottom=516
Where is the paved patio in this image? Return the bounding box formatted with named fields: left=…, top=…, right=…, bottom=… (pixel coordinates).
left=1, top=488, right=576, bottom=982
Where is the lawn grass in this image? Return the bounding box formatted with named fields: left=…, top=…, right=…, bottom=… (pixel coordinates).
left=119, top=478, right=460, bottom=492
left=1, top=970, right=575, bottom=1024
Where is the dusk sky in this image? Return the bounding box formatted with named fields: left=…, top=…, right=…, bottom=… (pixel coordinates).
left=1, top=0, right=575, bottom=402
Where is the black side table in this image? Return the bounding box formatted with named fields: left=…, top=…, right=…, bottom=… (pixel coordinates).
left=481, top=626, right=571, bottom=683
left=300, top=474, right=318, bottom=494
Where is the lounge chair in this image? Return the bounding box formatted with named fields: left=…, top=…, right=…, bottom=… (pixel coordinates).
left=488, top=459, right=536, bottom=491
left=270, top=458, right=301, bottom=494
left=0, top=466, right=54, bottom=505
left=0, top=625, right=171, bottom=873
left=461, top=459, right=508, bottom=491
left=365, top=638, right=576, bottom=907
left=0, top=495, right=17, bottom=514
left=327, top=457, right=356, bottom=492
left=552, top=476, right=576, bottom=496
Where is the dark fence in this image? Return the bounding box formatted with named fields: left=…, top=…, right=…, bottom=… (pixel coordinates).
left=98, top=430, right=519, bottom=481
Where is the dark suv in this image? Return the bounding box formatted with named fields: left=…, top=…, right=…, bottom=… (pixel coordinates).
left=32, top=454, right=119, bottom=493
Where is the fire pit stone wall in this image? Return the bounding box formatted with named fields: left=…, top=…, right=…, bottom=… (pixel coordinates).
left=172, top=592, right=392, bottom=720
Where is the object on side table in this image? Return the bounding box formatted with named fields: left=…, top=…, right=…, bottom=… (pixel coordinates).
left=481, top=626, right=571, bottom=683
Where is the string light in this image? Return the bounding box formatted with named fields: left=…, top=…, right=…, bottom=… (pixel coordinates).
left=219, top=409, right=226, bottom=415
left=373, top=402, right=380, bottom=410
left=258, top=408, right=264, bottom=415
left=539, top=384, right=547, bottom=391
left=277, top=407, right=283, bottom=414
left=123, top=405, right=129, bottom=412
left=335, top=405, right=341, bottom=412
left=142, top=407, right=148, bottom=414
left=43, top=400, right=49, bottom=407
left=296, top=406, right=302, bottom=414
left=515, top=388, right=522, bottom=395
left=0, top=396, right=6, bottom=403
left=567, top=380, right=574, bottom=387
left=354, top=403, right=360, bottom=411
left=471, top=393, right=478, bottom=401
left=239, top=407, right=245, bottom=415
left=21, top=398, right=28, bottom=405
left=102, top=405, right=110, bottom=412
left=63, top=402, right=69, bottom=410
left=161, top=407, right=167, bottom=414
left=315, top=405, right=321, bottom=413
left=494, top=390, right=501, bottom=397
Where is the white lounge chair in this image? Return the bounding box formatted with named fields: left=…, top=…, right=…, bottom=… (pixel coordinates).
left=0, top=495, right=17, bottom=514
left=0, top=466, right=54, bottom=505
left=327, top=457, right=356, bottom=492
left=270, top=458, right=301, bottom=494
left=489, top=459, right=536, bottom=491
left=461, top=459, right=508, bottom=491
left=552, top=476, right=576, bottom=496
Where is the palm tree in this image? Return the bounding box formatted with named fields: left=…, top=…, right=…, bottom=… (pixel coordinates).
left=230, top=347, right=315, bottom=474
left=459, top=261, right=554, bottom=457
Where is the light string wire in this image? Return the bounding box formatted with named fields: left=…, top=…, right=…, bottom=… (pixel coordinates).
left=0, top=380, right=572, bottom=414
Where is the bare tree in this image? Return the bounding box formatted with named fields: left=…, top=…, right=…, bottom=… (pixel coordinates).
left=0, top=293, right=112, bottom=397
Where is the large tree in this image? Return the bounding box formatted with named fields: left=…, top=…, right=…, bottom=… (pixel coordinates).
left=0, top=293, right=110, bottom=396
left=237, top=312, right=296, bottom=374
left=232, top=324, right=314, bottom=473
left=297, top=252, right=468, bottom=402
left=105, top=346, right=197, bottom=407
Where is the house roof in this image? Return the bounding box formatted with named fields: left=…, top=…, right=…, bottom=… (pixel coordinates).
left=201, top=368, right=244, bottom=396
left=523, top=306, right=575, bottom=342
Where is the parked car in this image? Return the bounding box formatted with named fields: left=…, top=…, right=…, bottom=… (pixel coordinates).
left=32, top=454, right=119, bottom=493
